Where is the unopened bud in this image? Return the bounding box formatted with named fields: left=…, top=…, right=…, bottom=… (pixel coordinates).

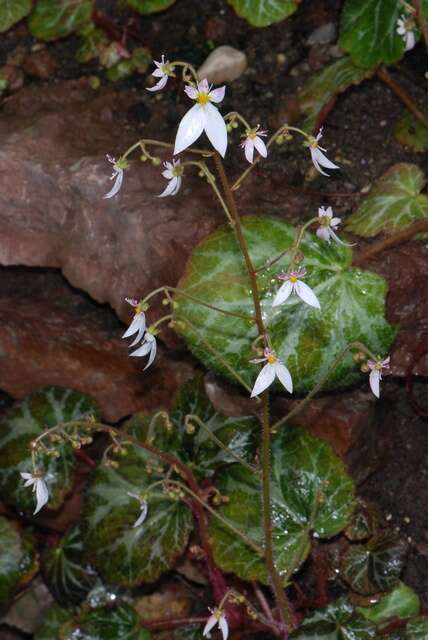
left=152, top=157, right=161, bottom=166
left=276, top=134, right=285, bottom=145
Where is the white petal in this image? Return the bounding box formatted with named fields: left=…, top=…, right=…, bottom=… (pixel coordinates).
left=143, top=340, right=157, bottom=370
left=203, top=615, right=218, bottom=637
left=130, top=341, right=151, bottom=357
left=174, top=104, right=205, bottom=155
left=316, top=227, right=331, bottom=242
left=34, top=479, right=49, bottom=515
left=274, top=362, right=293, bottom=394
left=122, top=314, right=145, bottom=339
left=184, top=85, right=199, bottom=100
left=133, top=501, right=148, bottom=528
left=209, top=86, right=226, bottom=103
left=330, top=229, right=354, bottom=247
left=312, top=147, right=339, bottom=171
left=21, top=472, right=35, bottom=487
left=152, top=68, right=164, bottom=78
left=251, top=363, right=276, bottom=397
left=405, top=31, right=415, bottom=51
left=162, top=167, right=174, bottom=179
left=369, top=369, right=381, bottom=398
left=295, top=280, right=321, bottom=309
left=172, top=176, right=182, bottom=195
left=272, top=281, right=293, bottom=307
left=158, top=176, right=178, bottom=198
left=204, top=103, right=228, bottom=158
left=146, top=74, right=168, bottom=92
left=244, top=138, right=254, bottom=163
left=219, top=615, right=229, bottom=640
left=310, top=151, right=329, bottom=177
left=253, top=135, right=268, bottom=158
left=103, top=169, right=123, bottom=199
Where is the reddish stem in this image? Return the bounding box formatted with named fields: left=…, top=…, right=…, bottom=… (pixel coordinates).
left=74, top=448, right=97, bottom=468
left=311, top=543, right=329, bottom=607
left=377, top=66, right=428, bottom=130
left=352, top=219, right=428, bottom=265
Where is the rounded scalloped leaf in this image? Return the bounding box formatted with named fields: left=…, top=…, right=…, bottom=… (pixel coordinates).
left=357, top=582, right=420, bottom=624
left=0, top=387, right=99, bottom=514
left=0, top=0, right=32, bottom=33
left=60, top=604, right=151, bottom=640
left=209, top=427, right=355, bottom=584
left=346, top=164, right=428, bottom=237
left=84, top=447, right=193, bottom=586
left=340, top=534, right=407, bottom=595
left=394, top=111, right=428, bottom=153
left=290, top=597, right=376, bottom=640
left=174, top=216, right=395, bottom=395
left=339, top=0, right=407, bottom=69
left=227, top=0, right=298, bottom=26
left=28, top=0, right=92, bottom=41
left=41, top=524, right=98, bottom=605
left=0, top=517, right=38, bottom=606
left=34, top=603, right=75, bottom=640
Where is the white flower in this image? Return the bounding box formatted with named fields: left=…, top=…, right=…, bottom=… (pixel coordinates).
left=316, top=206, right=352, bottom=245
left=308, top=128, right=339, bottom=177
left=130, top=330, right=157, bottom=370
left=127, top=492, right=148, bottom=528
left=122, top=297, right=147, bottom=348
left=203, top=608, right=228, bottom=640
left=174, top=78, right=227, bottom=157
left=158, top=159, right=183, bottom=198
left=20, top=471, right=49, bottom=515
left=367, top=356, right=390, bottom=398
left=146, top=55, right=174, bottom=92
left=272, top=268, right=320, bottom=309
left=397, top=15, right=416, bottom=51
left=104, top=155, right=127, bottom=199
left=240, top=126, right=268, bottom=163
left=251, top=348, right=293, bottom=397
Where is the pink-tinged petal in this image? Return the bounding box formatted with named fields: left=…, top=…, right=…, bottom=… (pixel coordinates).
left=104, top=168, right=123, bottom=199
left=198, top=78, right=210, bottom=93
left=405, top=31, right=415, bottom=51
left=244, top=138, right=254, bottom=163
left=34, top=479, right=49, bottom=515
left=295, top=280, right=321, bottom=309
left=253, top=135, right=268, bottom=158
left=203, top=614, right=218, bottom=638
left=122, top=314, right=145, bottom=339
left=272, top=281, right=293, bottom=307
left=369, top=369, right=381, bottom=398
left=158, top=176, right=179, bottom=198
left=174, top=104, right=205, bottom=155
left=316, top=227, right=331, bottom=242
left=133, top=501, right=148, bottom=528
left=251, top=363, right=276, bottom=397
left=184, top=84, right=199, bottom=100
left=146, top=74, right=168, bottom=92
left=204, top=102, right=228, bottom=157
left=274, top=362, right=293, bottom=394
left=209, top=85, right=226, bottom=103
left=218, top=615, right=229, bottom=640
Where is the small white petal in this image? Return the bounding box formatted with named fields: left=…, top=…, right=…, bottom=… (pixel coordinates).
left=172, top=176, right=182, bottom=195
left=272, top=281, right=293, bottom=307
left=369, top=369, right=381, bottom=398
left=244, top=138, right=254, bottom=163
left=295, top=280, right=321, bottom=309
left=219, top=615, right=229, bottom=640
left=20, top=472, right=34, bottom=486
left=274, top=362, right=293, bottom=394
left=174, top=104, right=205, bottom=155
left=103, top=169, right=123, bottom=199
left=146, top=74, right=168, bottom=92
left=130, top=341, right=151, bottom=357
left=133, top=501, right=148, bottom=528
left=143, top=339, right=157, bottom=370
left=34, top=479, right=49, bottom=515
left=209, top=86, right=226, bottom=103
left=253, top=135, right=268, bottom=158
left=312, top=147, right=339, bottom=171
left=316, top=227, right=331, bottom=242
left=158, top=176, right=179, bottom=198
left=122, top=314, right=145, bottom=340
left=204, top=103, right=228, bottom=158
left=203, top=615, right=218, bottom=638
left=405, top=31, right=416, bottom=51
left=251, top=363, right=276, bottom=397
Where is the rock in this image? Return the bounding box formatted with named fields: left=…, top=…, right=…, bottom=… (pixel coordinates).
left=0, top=65, right=24, bottom=92
left=307, top=22, right=337, bottom=46
left=0, top=268, right=196, bottom=422
left=197, top=45, right=247, bottom=84
left=23, top=48, right=57, bottom=80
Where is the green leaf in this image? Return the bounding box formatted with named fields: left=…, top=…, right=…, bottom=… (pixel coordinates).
left=0, top=387, right=99, bottom=514
left=126, top=0, right=176, bottom=14
left=42, top=524, right=98, bottom=605
left=209, top=427, right=355, bottom=583
left=394, top=110, right=428, bottom=152
left=84, top=446, right=193, bottom=586
left=339, top=0, right=406, bottom=69
left=28, top=0, right=92, bottom=41
left=34, top=603, right=74, bottom=640
left=340, top=534, right=407, bottom=595
left=0, top=517, right=38, bottom=605
left=174, top=216, right=396, bottom=394
left=228, top=0, right=298, bottom=27
left=75, top=22, right=108, bottom=63
left=344, top=499, right=380, bottom=542
left=346, top=164, right=428, bottom=237
left=290, top=597, right=377, bottom=640
left=298, top=57, right=375, bottom=133
left=62, top=604, right=151, bottom=640
left=357, top=582, right=420, bottom=624
left=0, top=0, right=32, bottom=33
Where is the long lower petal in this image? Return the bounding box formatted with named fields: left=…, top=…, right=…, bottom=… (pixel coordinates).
left=146, top=75, right=168, bottom=92
left=251, top=363, right=276, bottom=397
left=203, top=615, right=218, bottom=637
left=158, top=176, right=178, bottom=198
left=274, top=363, right=293, bottom=393
left=295, top=280, right=321, bottom=309
left=204, top=103, right=228, bottom=158
left=369, top=370, right=380, bottom=398
left=122, top=314, right=145, bottom=339
left=254, top=135, right=267, bottom=158
left=143, top=341, right=157, bottom=370
left=103, top=170, right=123, bottom=199
left=219, top=616, right=229, bottom=640
left=244, top=139, right=254, bottom=163
left=272, top=281, right=293, bottom=307
left=34, top=479, right=49, bottom=515
left=174, top=104, right=205, bottom=155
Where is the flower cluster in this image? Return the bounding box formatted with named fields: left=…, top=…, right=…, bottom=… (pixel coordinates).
left=122, top=298, right=157, bottom=370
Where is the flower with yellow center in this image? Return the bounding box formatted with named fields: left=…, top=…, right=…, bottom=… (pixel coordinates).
left=158, top=159, right=184, bottom=198
left=367, top=356, right=390, bottom=398
left=306, top=128, right=339, bottom=177
left=273, top=268, right=321, bottom=309
left=251, top=347, right=293, bottom=397
left=203, top=608, right=228, bottom=640
left=174, top=78, right=228, bottom=157
left=240, top=125, right=268, bottom=163
left=146, top=55, right=175, bottom=92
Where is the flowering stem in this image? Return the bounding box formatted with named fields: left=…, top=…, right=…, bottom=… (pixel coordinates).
left=376, top=66, right=428, bottom=130
left=224, top=111, right=252, bottom=130
left=352, top=219, right=428, bottom=265
left=213, top=152, right=292, bottom=634
left=255, top=217, right=319, bottom=274
left=121, top=139, right=213, bottom=161
left=186, top=160, right=235, bottom=225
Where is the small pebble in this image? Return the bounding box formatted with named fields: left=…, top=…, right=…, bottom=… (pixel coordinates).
left=197, top=45, right=247, bottom=84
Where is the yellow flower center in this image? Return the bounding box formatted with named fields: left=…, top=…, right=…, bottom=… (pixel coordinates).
left=267, top=354, right=277, bottom=365
left=197, top=92, right=210, bottom=105
left=289, top=275, right=298, bottom=283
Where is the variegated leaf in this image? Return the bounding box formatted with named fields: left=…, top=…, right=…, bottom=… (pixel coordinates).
left=60, top=604, right=151, bottom=640
left=228, top=0, right=298, bottom=26
left=0, top=517, right=38, bottom=605
left=357, top=582, right=420, bottom=624
left=174, top=216, right=395, bottom=394
left=0, top=0, right=32, bottom=33
left=209, top=427, right=355, bottom=583
left=290, top=598, right=376, bottom=640
left=28, top=0, right=92, bottom=40
left=346, top=164, right=428, bottom=237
